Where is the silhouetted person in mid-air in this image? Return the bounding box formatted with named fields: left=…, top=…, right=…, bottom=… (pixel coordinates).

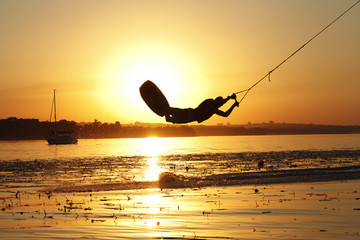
left=165, top=93, right=239, bottom=124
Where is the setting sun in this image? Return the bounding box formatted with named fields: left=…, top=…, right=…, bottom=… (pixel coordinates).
left=122, top=57, right=183, bottom=102
left=97, top=45, right=205, bottom=123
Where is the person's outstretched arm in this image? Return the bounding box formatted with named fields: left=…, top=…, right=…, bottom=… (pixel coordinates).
left=215, top=100, right=239, bottom=117
left=219, top=93, right=237, bottom=107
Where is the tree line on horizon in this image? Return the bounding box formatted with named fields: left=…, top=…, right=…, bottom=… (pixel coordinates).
left=0, top=117, right=195, bottom=140
left=1, top=117, right=360, bottom=141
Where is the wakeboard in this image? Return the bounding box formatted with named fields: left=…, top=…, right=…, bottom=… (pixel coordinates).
left=139, top=80, right=170, bottom=117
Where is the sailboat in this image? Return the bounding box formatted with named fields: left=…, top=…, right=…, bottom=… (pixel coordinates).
left=46, top=89, right=78, bottom=145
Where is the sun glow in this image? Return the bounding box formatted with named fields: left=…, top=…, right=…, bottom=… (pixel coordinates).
left=123, top=58, right=183, bottom=99
left=97, top=45, right=203, bottom=123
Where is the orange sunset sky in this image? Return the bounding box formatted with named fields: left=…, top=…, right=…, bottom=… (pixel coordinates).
left=1, top=0, right=359, bottom=125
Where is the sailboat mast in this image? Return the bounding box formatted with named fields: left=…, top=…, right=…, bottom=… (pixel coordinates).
left=54, top=89, right=57, bottom=123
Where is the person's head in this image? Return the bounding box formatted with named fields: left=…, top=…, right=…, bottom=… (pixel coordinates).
left=215, top=96, right=224, bottom=107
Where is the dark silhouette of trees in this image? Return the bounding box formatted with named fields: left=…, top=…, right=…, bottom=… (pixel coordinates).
left=0, top=117, right=47, bottom=140
left=79, top=119, right=123, bottom=138
left=0, top=117, right=77, bottom=140
left=1, top=117, right=359, bottom=141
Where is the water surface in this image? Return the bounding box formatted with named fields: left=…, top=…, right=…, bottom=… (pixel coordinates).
left=1, top=134, right=359, bottom=161
left=1, top=134, right=360, bottom=239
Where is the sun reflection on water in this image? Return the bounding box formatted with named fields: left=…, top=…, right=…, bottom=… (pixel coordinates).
left=140, top=137, right=166, bottom=182
left=144, top=156, right=163, bottom=181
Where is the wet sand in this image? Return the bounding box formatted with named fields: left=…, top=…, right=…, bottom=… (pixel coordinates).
left=1, top=179, right=360, bottom=239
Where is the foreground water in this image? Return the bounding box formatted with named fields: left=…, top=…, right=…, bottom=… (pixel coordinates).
left=0, top=134, right=359, bottom=191
left=1, top=134, right=360, bottom=239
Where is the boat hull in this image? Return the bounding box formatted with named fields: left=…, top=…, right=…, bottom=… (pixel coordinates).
left=47, top=136, right=78, bottom=145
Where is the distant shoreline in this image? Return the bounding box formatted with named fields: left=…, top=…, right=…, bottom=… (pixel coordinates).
left=1, top=117, right=360, bottom=141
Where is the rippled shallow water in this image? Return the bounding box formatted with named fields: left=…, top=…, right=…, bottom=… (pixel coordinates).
left=1, top=134, right=360, bottom=239
left=1, top=149, right=360, bottom=191
left=0, top=134, right=359, bottom=190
